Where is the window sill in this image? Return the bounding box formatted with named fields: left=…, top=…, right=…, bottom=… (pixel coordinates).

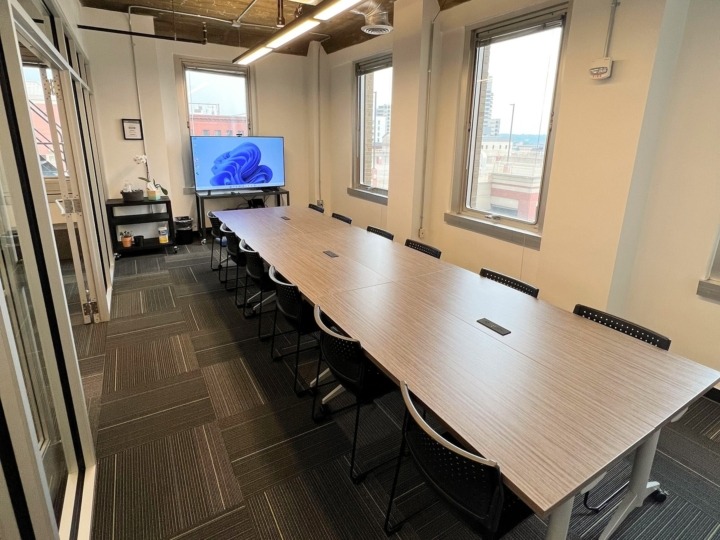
left=347, top=187, right=388, bottom=206
left=443, top=213, right=541, bottom=250
left=697, top=279, right=720, bottom=302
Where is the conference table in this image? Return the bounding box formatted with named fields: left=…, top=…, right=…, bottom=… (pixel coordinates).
left=214, top=206, right=720, bottom=540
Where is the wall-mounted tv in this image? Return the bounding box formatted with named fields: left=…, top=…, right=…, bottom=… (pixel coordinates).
left=190, top=136, right=285, bottom=191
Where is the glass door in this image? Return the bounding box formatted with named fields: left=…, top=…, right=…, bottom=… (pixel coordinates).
left=66, top=44, right=114, bottom=306
left=0, top=1, right=96, bottom=537
left=0, top=146, right=69, bottom=525
left=20, top=54, right=104, bottom=323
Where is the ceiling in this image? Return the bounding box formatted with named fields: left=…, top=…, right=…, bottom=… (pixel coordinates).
left=79, top=0, right=466, bottom=56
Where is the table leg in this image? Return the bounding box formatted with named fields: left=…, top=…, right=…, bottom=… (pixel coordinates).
left=195, top=195, right=203, bottom=238
left=599, top=429, right=661, bottom=540
left=546, top=497, right=573, bottom=540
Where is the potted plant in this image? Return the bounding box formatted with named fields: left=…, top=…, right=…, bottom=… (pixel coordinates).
left=120, top=230, right=133, bottom=248
left=139, top=177, right=168, bottom=201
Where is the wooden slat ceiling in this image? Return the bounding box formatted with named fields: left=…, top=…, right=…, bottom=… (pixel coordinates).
left=79, top=0, right=465, bottom=55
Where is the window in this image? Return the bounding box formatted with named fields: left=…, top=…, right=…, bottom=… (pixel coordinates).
left=697, top=232, right=720, bottom=300
left=462, top=9, right=565, bottom=228
left=182, top=62, right=250, bottom=137
left=355, top=54, right=392, bottom=195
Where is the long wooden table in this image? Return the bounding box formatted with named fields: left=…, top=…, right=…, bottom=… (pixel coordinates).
left=214, top=207, right=720, bottom=540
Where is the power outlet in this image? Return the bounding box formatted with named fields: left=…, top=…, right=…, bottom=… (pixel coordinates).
left=418, top=228, right=426, bottom=239
left=317, top=199, right=324, bottom=207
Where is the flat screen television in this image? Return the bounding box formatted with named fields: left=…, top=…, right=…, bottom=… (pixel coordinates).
left=190, top=135, right=285, bottom=191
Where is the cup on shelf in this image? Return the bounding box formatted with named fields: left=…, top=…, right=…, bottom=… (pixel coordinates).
left=133, top=235, right=144, bottom=247
left=158, top=226, right=169, bottom=244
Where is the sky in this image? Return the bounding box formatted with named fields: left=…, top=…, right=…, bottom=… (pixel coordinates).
left=186, top=70, right=248, bottom=115
left=484, top=26, right=562, bottom=135
left=372, top=67, right=393, bottom=106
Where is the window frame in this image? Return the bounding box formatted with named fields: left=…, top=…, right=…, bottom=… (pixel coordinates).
left=352, top=53, right=392, bottom=202
left=449, top=6, right=568, bottom=243
left=176, top=58, right=253, bottom=192
left=697, top=231, right=720, bottom=301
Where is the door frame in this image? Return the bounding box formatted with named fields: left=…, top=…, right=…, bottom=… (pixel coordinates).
left=0, top=0, right=97, bottom=536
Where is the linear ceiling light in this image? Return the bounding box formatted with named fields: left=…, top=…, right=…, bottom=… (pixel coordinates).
left=266, top=19, right=319, bottom=48
left=313, top=0, right=364, bottom=21
left=233, top=0, right=363, bottom=65
left=234, top=47, right=272, bottom=65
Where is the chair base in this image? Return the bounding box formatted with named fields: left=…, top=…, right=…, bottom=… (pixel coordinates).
left=583, top=481, right=666, bottom=513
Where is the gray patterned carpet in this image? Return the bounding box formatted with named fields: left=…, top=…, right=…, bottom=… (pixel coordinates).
left=74, top=242, right=720, bottom=539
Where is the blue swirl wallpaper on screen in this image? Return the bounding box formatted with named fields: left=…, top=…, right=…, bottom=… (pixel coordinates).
left=191, top=136, right=285, bottom=190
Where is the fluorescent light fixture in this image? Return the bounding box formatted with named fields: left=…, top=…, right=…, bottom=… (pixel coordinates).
left=313, top=0, right=363, bottom=21
left=267, top=20, right=320, bottom=49
left=234, top=47, right=272, bottom=65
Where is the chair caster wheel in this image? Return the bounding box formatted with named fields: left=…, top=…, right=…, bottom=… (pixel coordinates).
left=652, top=489, right=667, bottom=503
left=201, top=239, right=207, bottom=245
left=173, top=246, right=178, bottom=253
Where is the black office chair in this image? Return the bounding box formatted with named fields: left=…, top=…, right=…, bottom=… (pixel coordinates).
left=269, top=266, right=319, bottom=395
left=573, top=305, right=671, bottom=351
left=308, top=203, right=325, bottom=213
left=222, top=228, right=247, bottom=301
left=331, top=212, right=352, bottom=225
left=405, top=239, right=441, bottom=259
left=208, top=211, right=226, bottom=272
left=367, top=226, right=394, bottom=241
left=220, top=224, right=244, bottom=288
left=239, top=240, right=275, bottom=338
left=480, top=268, right=539, bottom=298
left=384, top=383, right=533, bottom=537
left=313, top=305, right=396, bottom=483
left=573, top=304, right=670, bottom=512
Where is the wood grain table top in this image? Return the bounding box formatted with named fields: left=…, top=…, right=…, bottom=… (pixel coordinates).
left=215, top=207, right=720, bottom=517
left=215, top=206, right=348, bottom=238
left=316, top=281, right=720, bottom=516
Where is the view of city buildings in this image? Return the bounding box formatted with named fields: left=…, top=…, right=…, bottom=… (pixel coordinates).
left=24, top=69, right=64, bottom=177
left=465, top=26, right=561, bottom=223
left=360, top=68, right=392, bottom=191
left=187, top=103, right=248, bottom=137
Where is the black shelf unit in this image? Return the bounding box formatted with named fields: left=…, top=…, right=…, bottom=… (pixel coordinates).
left=106, top=197, right=175, bottom=255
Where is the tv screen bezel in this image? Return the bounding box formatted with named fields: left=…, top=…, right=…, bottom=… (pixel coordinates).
left=189, top=135, right=286, bottom=192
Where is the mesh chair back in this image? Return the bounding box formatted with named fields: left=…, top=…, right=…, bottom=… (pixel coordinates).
left=480, top=268, right=539, bottom=298
left=269, top=266, right=302, bottom=323
left=308, top=203, right=325, bottom=213
left=331, top=212, right=352, bottom=225
left=573, top=305, right=671, bottom=350
left=239, top=240, right=266, bottom=284
left=367, top=226, right=394, bottom=241
left=224, top=231, right=245, bottom=266
left=208, top=212, right=223, bottom=239
left=401, top=383, right=505, bottom=536
left=314, top=306, right=365, bottom=394
left=405, top=239, right=441, bottom=259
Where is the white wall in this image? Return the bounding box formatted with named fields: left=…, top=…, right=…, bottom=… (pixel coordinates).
left=81, top=8, right=314, bottom=238
left=325, top=32, right=393, bottom=230
left=620, top=0, right=720, bottom=371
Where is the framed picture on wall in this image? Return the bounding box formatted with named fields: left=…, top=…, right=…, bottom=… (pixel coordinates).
left=122, top=119, right=143, bottom=140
